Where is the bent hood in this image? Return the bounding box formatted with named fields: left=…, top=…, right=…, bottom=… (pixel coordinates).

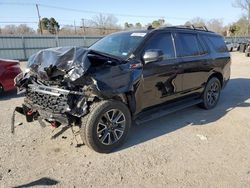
left=27, top=47, right=91, bottom=81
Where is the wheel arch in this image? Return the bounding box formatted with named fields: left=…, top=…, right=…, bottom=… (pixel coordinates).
left=207, top=72, right=224, bottom=88
left=111, top=92, right=136, bottom=115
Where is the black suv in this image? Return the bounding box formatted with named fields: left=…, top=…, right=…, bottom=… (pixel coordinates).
left=15, top=26, right=231, bottom=153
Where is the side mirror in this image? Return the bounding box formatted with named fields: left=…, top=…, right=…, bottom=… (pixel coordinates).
left=143, top=49, right=164, bottom=64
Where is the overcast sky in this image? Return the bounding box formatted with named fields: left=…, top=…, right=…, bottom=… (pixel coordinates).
left=0, top=0, right=245, bottom=28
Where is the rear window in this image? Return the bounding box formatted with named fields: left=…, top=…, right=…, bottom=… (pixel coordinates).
left=204, top=35, right=228, bottom=53
left=175, top=33, right=206, bottom=57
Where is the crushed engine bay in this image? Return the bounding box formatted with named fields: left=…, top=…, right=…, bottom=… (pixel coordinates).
left=13, top=47, right=142, bottom=130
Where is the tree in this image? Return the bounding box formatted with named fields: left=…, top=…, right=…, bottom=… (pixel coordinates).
left=49, top=18, right=60, bottom=34
left=2, top=25, right=17, bottom=34
left=228, top=16, right=249, bottom=36
left=233, top=0, right=250, bottom=35
left=135, top=22, right=142, bottom=29
left=38, top=17, right=60, bottom=34
left=207, top=19, right=225, bottom=34
left=185, top=17, right=206, bottom=27
left=1, top=24, right=35, bottom=35
left=151, top=19, right=165, bottom=28
left=59, top=26, right=76, bottom=35
left=16, top=24, right=35, bottom=34
left=90, top=14, right=119, bottom=34
left=229, top=24, right=240, bottom=36
left=184, top=21, right=192, bottom=26
left=124, top=22, right=134, bottom=29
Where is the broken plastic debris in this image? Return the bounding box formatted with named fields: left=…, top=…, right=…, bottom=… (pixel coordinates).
left=15, top=122, right=23, bottom=126
left=196, top=134, right=208, bottom=141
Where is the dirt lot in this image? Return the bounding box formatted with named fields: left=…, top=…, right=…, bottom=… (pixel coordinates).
left=0, top=52, right=250, bottom=188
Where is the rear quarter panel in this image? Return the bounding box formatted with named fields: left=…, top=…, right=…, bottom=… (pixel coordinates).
left=200, top=34, right=231, bottom=88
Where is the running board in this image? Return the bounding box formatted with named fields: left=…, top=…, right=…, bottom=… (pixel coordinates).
left=135, top=98, right=203, bottom=124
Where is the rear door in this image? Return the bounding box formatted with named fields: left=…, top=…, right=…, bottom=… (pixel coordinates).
left=174, top=32, right=209, bottom=95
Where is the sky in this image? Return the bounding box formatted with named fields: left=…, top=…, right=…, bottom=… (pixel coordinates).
left=0, top=0, right=246, bottom=29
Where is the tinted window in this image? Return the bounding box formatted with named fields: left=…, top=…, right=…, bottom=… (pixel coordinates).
left=90, top=32, right=146, bottom=58
left=207, top=36, right=228, bottom=53
left=175, top=33, right=205, bottom=57
left=144, top=33, right=175, bottom=59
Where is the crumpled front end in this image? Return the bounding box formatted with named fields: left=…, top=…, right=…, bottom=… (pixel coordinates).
left=13, top=46, right=142, bottom=129
left=24, top=84, right=89, bottom=124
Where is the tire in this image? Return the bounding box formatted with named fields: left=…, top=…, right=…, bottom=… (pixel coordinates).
left=230, top=47, right=233, bottom=52
left=199, top=77, right=221, bottom=110
left=80, top=100, right=131, bottom=153
left=237, top=46, right=240, bottom=51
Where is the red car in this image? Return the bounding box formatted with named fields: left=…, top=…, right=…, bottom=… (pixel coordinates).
left=0, top=59, right=22, bottom=93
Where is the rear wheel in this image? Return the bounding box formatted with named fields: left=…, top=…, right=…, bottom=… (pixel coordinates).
left=199, top=77, right=221, bottom=109
left=80, top=100, right=131, bottom=153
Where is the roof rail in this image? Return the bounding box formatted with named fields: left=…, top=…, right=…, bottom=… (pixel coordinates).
left=160, top=25, right=210, bottom=32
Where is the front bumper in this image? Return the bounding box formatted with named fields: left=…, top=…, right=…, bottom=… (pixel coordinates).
left=22, top=84, right=88, bottom=125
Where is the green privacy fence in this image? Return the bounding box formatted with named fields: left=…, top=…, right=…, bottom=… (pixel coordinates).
left=0, top=35, right=102, bottom=60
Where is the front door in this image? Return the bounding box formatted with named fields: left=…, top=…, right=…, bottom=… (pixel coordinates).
left=140, top=32, right=183, bottom=110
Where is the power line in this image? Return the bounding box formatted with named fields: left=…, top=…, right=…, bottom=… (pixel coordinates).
left=0, top=1, right=190, bottom=20
left=0, top=2, right=34, bottom=6
left=38, top=3, right=166, bottom=19
left=0, top=21, right=38, bottom=23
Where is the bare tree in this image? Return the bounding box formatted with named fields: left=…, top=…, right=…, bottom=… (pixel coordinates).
left=185, top=17, right=206, bottom=27
left=1, top=24, right=35, bottom=35
left=16, top=24, right=35, bottom=34
left=207, top=19, right=225, bottom=34
left=59, top=26, right=76, bottom=35
left=233, top=0, right=250, bottom=35
left=89, top=14, right=119, bottom=35
left=2, top=25, right=17, bottom=34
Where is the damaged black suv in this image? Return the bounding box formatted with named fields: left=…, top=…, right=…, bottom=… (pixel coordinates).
left=15, top=26, right=231, bottom=153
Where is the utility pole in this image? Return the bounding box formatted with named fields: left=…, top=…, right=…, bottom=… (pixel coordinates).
left=248, top=3, right=250, bottom=36
left=81, top=19, right=86, bottom=35
left=36, top=4, right=43, bottom=35
left=74, top=20, right=77, bottom=35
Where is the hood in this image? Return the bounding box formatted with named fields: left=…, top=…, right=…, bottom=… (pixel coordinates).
left=27, top=47, right=91, bottom=81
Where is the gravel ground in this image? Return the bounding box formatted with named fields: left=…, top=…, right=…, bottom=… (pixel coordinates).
left=0, top=52, right=250, bottom=188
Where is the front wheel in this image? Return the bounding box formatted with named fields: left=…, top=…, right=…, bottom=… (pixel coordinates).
left=80, top=100, right=131, bottom=153
left=199, top=77, right=221, bottom=109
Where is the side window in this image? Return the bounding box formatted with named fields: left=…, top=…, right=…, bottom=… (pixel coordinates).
left=207, top=36, right=228, bottom=53
left=175, top=33, right=205, bottom=57
left=144, top=33, right=175, bottom=59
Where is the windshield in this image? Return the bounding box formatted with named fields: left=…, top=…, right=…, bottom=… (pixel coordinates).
left=89, top=32, right=147, bottom=58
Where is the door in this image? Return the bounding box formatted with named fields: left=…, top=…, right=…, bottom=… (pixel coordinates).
left=140, top=32, right=183, bottom=109
left=174, top=32, right=208, bottom=94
